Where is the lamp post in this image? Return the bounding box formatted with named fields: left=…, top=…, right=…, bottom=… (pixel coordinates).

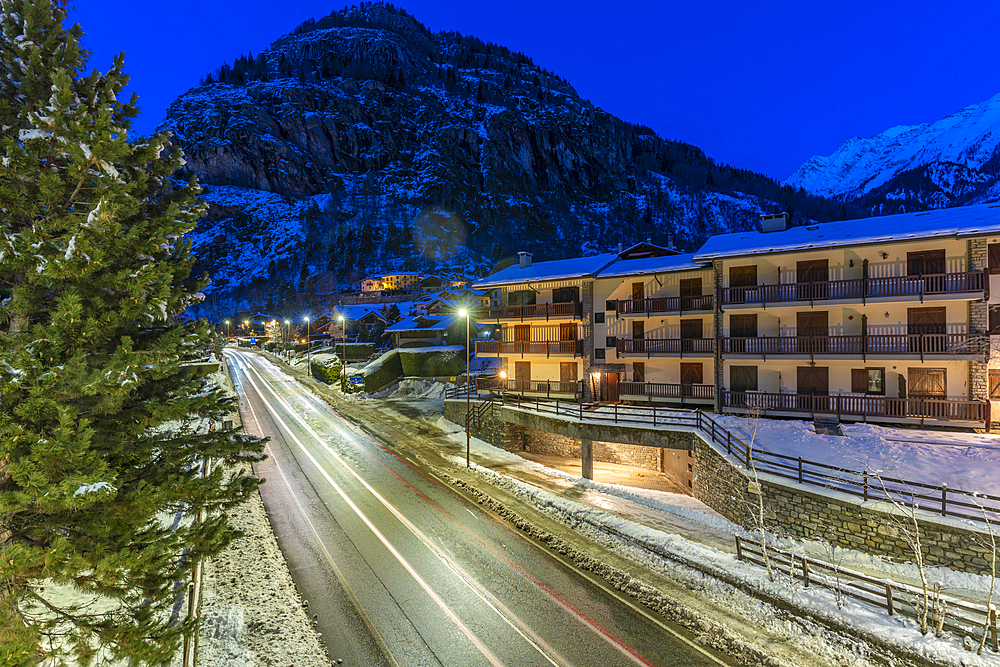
left=224, top=320, right=230, bottom=340
left=459, top=308, right=470, bottom=467
left=283, top=320, right=290, bottom=360
left=499, top=370, right=507, bottom=402
left=304, top=316, right=311, bottom=374
left=591, top=371, right=602, bottom=403
left=338, top=315, right=346, bottom=392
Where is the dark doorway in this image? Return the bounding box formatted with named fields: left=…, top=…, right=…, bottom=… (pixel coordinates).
left=515, top=361, right=530, bottom=391
left=680, top=319, right=703, bottom=353
left=680, top=362, right=703, bottom=397
left=632, top=320, right=645, bottom=353
left=908, top=307, right=946, bottom=353
left=797, top=311, right=829, bottom=353
left=730, top=314, right=758, bottom=353
left=729, top=265, right=757, bottom=303
left=605, top=372, right=619, bottom=402
left=907, top=250, right=946, bottom=276
left=632, top=362, right=645, bottom=383
left=680, top=277, right=702, bottom=310
left=797, top=366, right=829, bottom=395
left=796, top=259, right=829, bottom=300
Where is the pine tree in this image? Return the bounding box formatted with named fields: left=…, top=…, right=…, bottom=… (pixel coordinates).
left=0, top=2, right=265, bottom=664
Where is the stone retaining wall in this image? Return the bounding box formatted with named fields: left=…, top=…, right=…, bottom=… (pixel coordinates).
left=694, top=440, right=995, bottom=575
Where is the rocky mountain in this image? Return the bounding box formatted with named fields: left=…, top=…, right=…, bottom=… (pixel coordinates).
left=163, top=3, right=847, bottom=315
left=786, top=93, right=1000, bottom=213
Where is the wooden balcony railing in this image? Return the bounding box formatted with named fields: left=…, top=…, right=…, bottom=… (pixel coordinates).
left=619, top=382, right=715, bottom=400
left=475, top=340, right=585, bottom=357
left=722, top=391, right=990, bottom=424
left=613, top=294, right=713, bottom=316
left=722, top=333, right=988, bottom=361
left=722, top=271, right=985, bottom=306
left=616, top=338, right=715, bottom=355
left=475, top=301, right=583, bottom=321
left=480, top=378, right=583, bottom=398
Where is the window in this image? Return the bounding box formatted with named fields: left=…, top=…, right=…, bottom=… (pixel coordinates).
left=606, top=336, right=617, bottom=348
left=560, top=363, right=578, bottom=385
left=990, top=306, right=1000, bottom=334
left=594, top=348, right=606, bottom=360
left=730, top=366, right=758, bottom=393
left=632, top=362, right=645, bottom=383
left=908, top=368, right=946, bottom=397
left=990, top=244, right=1000, bottom=275
left=851, top=368, right=885, bottom=394
left=729, top=265, right=757, bottom=304
left=508, top=290, right=536, bottom=306
left=679, top=277, right=702, bottom=297
left=907, top=249, right=946, bottom=276
left=606, top=300, right=617, bottom=311
left=594, top=312, right=605, bottom=324
left=553, top=286, right=580, bottom=303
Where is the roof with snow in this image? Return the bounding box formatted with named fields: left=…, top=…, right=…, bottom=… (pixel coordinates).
left=332, top=305, right=387, bottom=322
left=617, top=242, right=681, bottom=260
left=473, top=253, right=619, bottom=288
left=596, top=252, right=710, bottom=278
left=694, top=203, right=1000, bottom=260
left=386, top=314, right=480, bottom=333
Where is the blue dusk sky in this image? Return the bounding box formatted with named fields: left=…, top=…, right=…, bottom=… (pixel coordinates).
left=69, top=0, right=1000, bottom=181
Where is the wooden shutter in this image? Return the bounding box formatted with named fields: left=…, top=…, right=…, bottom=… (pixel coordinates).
left=681, top=363, right=703, bottom=385
left=796, top=366, right=829, bottom=395
left=907, top=250, right=946, bottom=276
left=632, top=362, right=645, bottom=383
left=680, top=319, right=704, bottom=339
left=514, top=325, right=530, bottom=342
left=730, top=266, right=757, bottom=288
left=560, top=362, right=578, bottom=384
left=796, top=259, right=829, bottom=299
left=730, top=366, right=758, bottom=392
left=632, top=282, right=645, bottom=301
left=559, top=323, right=577, bottom=341
left=680, top=277, right=702, bottom=297
left=731, top=314, right=758, bottom=337
left=990, top=370, right=1000, bottom=399
left=908, top=368, right=946, bottom=397
left=851, top=369, right=868, bottom=393
left=989, top=244, right=1000, bottom=275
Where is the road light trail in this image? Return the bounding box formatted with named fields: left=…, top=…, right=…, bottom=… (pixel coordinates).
left=227, top=349, right=731, bottom=667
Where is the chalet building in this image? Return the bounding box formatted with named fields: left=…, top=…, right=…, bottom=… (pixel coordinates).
left=326, top=305, right=389, bottom=340
left=385, top=314, right=473, bottom=349
left=473, top=251, right=618, bottom=400
left=595, top=248, right=715, bottom=406
left=380, top=272, right=422, bottom=291
left=360, top=277, right=382, bottom=293
left=694, top=207, right=997, bottom=428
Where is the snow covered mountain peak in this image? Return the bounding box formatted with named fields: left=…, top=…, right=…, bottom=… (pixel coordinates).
left=786, top=92, right=1000, bottom=202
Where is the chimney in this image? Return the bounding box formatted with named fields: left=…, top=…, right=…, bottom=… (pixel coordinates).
left=617, top=243, right=623, bottom=253
left=518, top=251, right=533, bottom=268
left=760, top=212, right=789, bottom=233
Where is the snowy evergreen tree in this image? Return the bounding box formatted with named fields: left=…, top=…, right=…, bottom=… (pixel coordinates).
left=0, top=1, right=265, bottom=664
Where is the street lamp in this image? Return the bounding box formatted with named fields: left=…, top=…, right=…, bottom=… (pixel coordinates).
left=338, top=315, right=346, bottom=392
left=304, top=316, right=311, bottom=374
left=591, top=371, right=602, bottom=403
left=459, top=307, right=470, bottom=467
left=284, top=319, right=290, bottom=360
left=499, top=369, right=507, bottom=401
left=224, top=320, right=230, bottom=340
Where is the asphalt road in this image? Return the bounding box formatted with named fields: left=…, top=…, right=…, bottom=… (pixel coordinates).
left=224, top=349, right=735, bottom=667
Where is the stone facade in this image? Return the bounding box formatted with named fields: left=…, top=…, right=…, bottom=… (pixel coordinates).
left=712, top=259, right=724, bottom=413
left=968, top=238, right=989, bottom=403
left=582, top=281, right=595, bottom=402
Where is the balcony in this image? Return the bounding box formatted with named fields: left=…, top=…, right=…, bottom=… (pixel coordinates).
left=619, top=381, right=714, bottom=402
left=478, top=377, right=583, bottom=399
left=475, top=301, right=583, bottom=321
left=475, top=340, right=585, bottom=358
left=722, top=271, right=985, bottom=307
left=613, top=294, right=713, bottom=316
left=721, top=391, right=989, bottom=427
left=721, top=333, right=988, bottom=361
left=616, top=338, right=715, bottom=356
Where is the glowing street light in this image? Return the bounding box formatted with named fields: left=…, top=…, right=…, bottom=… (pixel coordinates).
left=304, top=316, right=311, bottom=373
left=338, top=315, right=346, bottom=392
left=459, top=307, right=470, bottom=467
left=224, top=320, right=230, bottom=339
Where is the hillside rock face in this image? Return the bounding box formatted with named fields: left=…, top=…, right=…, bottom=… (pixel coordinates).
left=786, top=93, right=1000, bottom=212
left=163, top=4, right=836, bottom=313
